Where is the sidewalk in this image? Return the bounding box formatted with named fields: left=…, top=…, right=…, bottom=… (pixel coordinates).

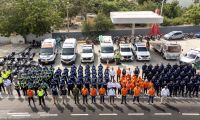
left=0, top=44, right=29, bottom=58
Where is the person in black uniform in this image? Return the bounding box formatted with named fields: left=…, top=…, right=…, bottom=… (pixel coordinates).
left=185, top=80, right=194, bottom=97
left=168, top=81, right=173, bottom=97
left=60, top=86, right=67, bottom=104
left=179, top=79, right=186, bottom=97
left=173, top=80, right=179, bottom=97
left=154, top=79, right=160, bottom=96
left=193, top=80, right=200, bottom=97
left=142, top=63, right=147, bottom=79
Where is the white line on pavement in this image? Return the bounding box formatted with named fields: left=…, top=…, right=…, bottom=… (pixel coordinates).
left=128, top=113, right=144, bottom=116
left=7, top=112, right=29, bottom=115
left=71, top=114, right=89, bottom=116
left=40, top=114, right=58, bottom=117
left=99, top=113, right=118, bottom=116
left=182, top=113, right=200, bottom=116
left=10, top=114, right=31, bottom=117
left=154, top=113, right=172, bottom=115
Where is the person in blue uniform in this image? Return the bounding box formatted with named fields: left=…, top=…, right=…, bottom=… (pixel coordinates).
left=193, top=79, right=200, bottom=97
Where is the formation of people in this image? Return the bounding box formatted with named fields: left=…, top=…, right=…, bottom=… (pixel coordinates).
left=0, top=63, right=199, bottom=106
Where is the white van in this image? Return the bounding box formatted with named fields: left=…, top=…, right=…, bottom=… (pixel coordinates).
left=39, top=38, right=57, bottom=64
left=119, top=43, right=134, bottom=62
left=133, top=43, right=151, bottom=61
left=61, top=38, right=77, bottom=64
left=81, top=44, right=94, bottom=63
left=180, top=48, right=200, bottom=64
left=99, top=36, right=114, bottom=63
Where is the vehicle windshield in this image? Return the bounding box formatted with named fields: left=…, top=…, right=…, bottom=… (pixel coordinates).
left=121, top=48, right=131, bottom=52
left=62, top=48, right=74, bottom=55
left=83, top=48, right=92, bottom=53
left=40, top=48, right=53, bottom=55
left=186, top=53, right=197, bottom=59
left=101, top=47, right=114, bottom=53
left=168, top=46, right=181, bottom=52
left=137, top=47, right=147, bottom=51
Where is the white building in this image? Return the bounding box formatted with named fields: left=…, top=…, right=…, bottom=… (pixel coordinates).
left=166, top=0, right=200, bottom=8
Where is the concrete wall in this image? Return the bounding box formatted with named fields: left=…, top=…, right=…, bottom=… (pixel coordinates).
left=52, top=26, right=200, bottom=40
left=26, top=33, right=52, bottom=42
left=0, top=35, right=25, bottom=44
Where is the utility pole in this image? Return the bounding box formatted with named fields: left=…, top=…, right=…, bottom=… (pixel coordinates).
left=67, top=1, right=69, bottom=32
left=160, top=0, right=165, bottom=16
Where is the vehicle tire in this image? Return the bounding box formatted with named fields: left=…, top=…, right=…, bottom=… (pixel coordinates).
left=162, top=54, right=166, bottom=59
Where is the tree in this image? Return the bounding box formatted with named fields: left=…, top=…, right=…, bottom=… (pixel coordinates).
left=0, top=0, right=62, bottom=37
left=183, top=5, right=200, bottom=25
left=94, top=13, right=114, bottom=32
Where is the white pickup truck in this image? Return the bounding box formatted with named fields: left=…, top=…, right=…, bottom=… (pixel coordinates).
left=151, top=40, right=181, bottom=60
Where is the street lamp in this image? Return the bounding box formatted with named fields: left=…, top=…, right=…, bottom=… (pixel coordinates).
left=160, top=0, right=165, bottom=16
left=66, top=1, right=69, bottom=32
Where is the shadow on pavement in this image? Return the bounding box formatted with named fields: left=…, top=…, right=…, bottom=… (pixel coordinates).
left=41, top=105, right=50, bottom=112
left=136, top=103, right=151, bottom=112
left=18, top=97, right=25, bottom=102
left=164, top=103, right=179, bottom=112
left=76, top=104, right=86, bottom=112
left=85, top=104, right=95, bottom=112
left=125, top=103, right=137, bottom=112
left=112, top=104, right=124, bottom=113
left=55, top=103, right=64, bottom=113
left=152, top=104, right=165, bottom=112
left=30, top=105, right=38, bottom=112
left=63, top=103, right=73, bottom=112
left=94, top=103, right=104, bottom=111
left=102, top=103, right=113, bottom=112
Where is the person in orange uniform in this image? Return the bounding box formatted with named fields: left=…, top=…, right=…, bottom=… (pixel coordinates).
left=90, top=86, right=97, bottom=104
left=99, top=86, right=106, bottom=104
left=81, top=86, right=89, bottom=104
left=116, top=67, right=121, bottom=82
left=121, top=86, right=128, bottom=104
left=143, top=80, right=149, bottom=95
left=148, top=86, right=155, bottom=104
left=27, top=88, right=35, bottom=106
left=148, top=80, right=154, bottom=88
left=133, top=85, right=141, bottom=103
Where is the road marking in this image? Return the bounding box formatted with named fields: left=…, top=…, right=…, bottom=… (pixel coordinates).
left=7, top=112, right=29, bottom=115
left=99, top=113, right=118, bottom=116
left=154, top=113, right=172, bottom=116
left=182, top=113, right=200, bottom=116
left=71, top=114, right=89, bottom=116
left=40, top=114, right=58, bottom=117
left=128, top=113, right=144, bottom=116
left=10, top=114, right=31, bottom=117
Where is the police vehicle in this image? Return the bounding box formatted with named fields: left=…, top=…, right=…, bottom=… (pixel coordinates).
left=61, top=38, right=77, bottom=64
left=180, top=48, right=200, bottom=64
left=99, top=36, right=115, bottom=63
left=119, top=43, right=134, bottom=62
left=81, top=44, right=94, bottom=63
left=39, top=38, right=57, bottom=64
left=132, top=42, right=151, bottom=61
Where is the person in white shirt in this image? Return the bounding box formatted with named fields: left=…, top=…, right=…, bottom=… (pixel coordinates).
left=112, top=80, right=117, bottom=94
left=109, top=67, right=115, bottom=81
left=4, top=79, right=13, bottom=95
left=126, top=68, right=133, bottom=76
left=107, top=80, right=112, bottom=90
left=116, top=82, right=121, bottom=96
left=108, top=87, right=116, bottom=104
left=161, top=86, right=170, bottom=104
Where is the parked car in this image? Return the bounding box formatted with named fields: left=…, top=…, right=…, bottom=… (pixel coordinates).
left=61, top=38, right=77, bottom=64
left=180, top=48, right=200, bottom=64
left=164, top=31, right=184, bottom=40
left=81, top=44, right=94, bottom=63
left=132, top=43, right=151, bottom=61
left=195, top=32, right=200, bottom=38
left=119, top=43, right=134, bottom=62
left=38, top=38, right=57, bottom=64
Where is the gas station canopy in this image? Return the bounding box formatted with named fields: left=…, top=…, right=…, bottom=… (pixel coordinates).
left=110, top=11, right=163, bottom=24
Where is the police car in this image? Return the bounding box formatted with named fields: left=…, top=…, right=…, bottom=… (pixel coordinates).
left=132, top=43, right=151, bottom=61
left=180, top=48, right=200, bottom=64
left=119, top=43, right=134, bottom=62
left=81, top=44, right=94, bottom=63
